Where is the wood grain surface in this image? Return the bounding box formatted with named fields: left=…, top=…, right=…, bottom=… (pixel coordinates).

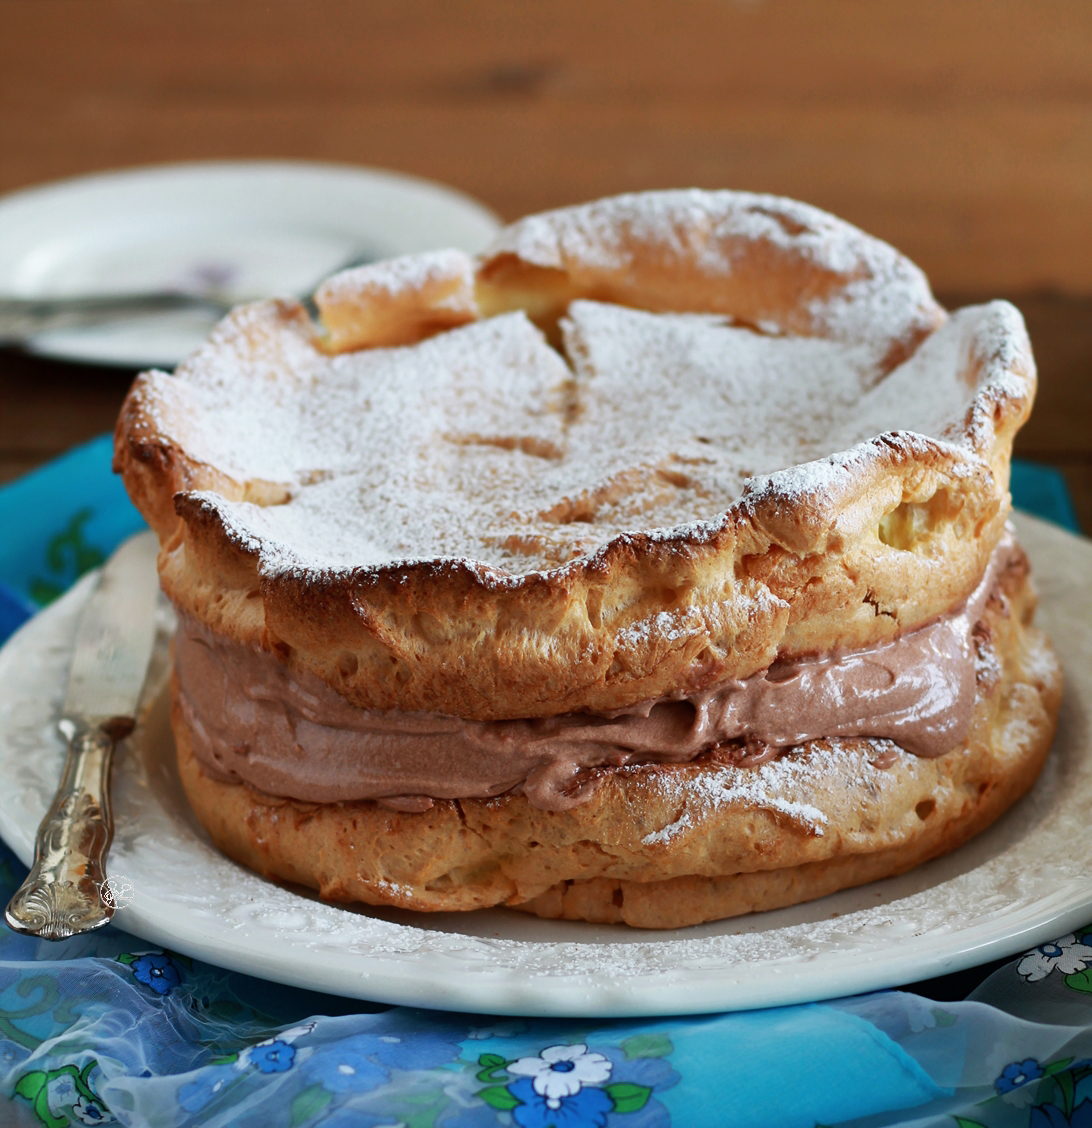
left=1, top=0, right=1090, bottom=529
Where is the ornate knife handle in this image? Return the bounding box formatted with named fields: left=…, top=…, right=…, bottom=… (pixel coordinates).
left=4, top=717, right=128, bottom=941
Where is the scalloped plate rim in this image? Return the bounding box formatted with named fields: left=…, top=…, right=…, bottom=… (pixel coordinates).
left=0, top=511, right=1089, bottom=1017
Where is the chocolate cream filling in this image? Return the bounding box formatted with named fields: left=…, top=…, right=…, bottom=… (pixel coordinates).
left=176, top=538, right=1016, bottom=813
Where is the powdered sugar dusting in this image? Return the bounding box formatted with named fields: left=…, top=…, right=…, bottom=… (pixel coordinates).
left=835, top=303, right=1031, bottom=452
left=560, top=302, right=880, bottom=521
left=616, top=610, right=691, bottom=648
left=486, top=189, right=938, bottom=363
left=144, top=201, right=1031, bottom=580
left=636, top=742, right=901, bottom=843
left=318, top=248, right=473, bottom=310
left=641, top=813, right=692, bottom=846
left=740, top=304, right=1030, bottom=508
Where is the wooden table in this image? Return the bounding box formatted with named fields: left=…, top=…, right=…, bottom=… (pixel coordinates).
left=2, top=0, right=1090, bottom=531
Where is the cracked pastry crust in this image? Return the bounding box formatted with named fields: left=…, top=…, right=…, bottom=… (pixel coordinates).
left=173, top=561, right=1061, bottom=929
left=117, top=188, right=1058, bottom=929
left=115, top=190, right=1036, bottom=722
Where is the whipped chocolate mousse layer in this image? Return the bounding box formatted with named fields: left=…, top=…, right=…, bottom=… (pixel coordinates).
left=174, top=539, right=1017, bottom=813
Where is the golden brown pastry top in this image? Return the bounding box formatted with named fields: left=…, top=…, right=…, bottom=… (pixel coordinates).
left=115, top=189, right=1036, bottom=720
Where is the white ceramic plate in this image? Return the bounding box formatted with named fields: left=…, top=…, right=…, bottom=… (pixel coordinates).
left=0, top=512, right=1089, bottom=1018
left=0, top=161, right=501, bottom=368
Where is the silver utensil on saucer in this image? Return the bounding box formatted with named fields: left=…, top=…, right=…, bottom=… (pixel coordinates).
left=0, top=250, right=374, bottom=346
left=0, top=291, right=232, bottom=343
left=5, top=531, right=161, bottom=941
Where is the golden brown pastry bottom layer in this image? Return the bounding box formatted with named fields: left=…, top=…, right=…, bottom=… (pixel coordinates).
left=173, top=571, right=1061, bottom=929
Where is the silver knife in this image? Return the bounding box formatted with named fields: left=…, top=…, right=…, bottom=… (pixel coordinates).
left=5, top=531, right=161, bottom=941
left=0, top=292, right=232, bottom=344
left=0, top=250, right=374, bottom=345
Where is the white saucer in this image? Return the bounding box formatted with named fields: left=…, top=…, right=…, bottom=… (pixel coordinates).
left=0, top=513, right=1089, bottom=1017
left=0, top=161, right=501, bottom=368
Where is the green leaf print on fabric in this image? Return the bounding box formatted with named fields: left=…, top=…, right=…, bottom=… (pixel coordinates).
left=1064, top=969, right=1092, bottom=994
left=604, top=1082, right=653, bottom=1113
left=28, top=509, right=105, bottom=607
left=401, top=1084, right=451, bottom=1128
left=13, top=1060, right=112, bottom=1127
left=620, top=1033, right=673, bottom=1059
left=290, top=1084, right=333, bottom=1126
left=478, top=1083, right=523, bottom=1110
left=476, top=1052, right=509, bottom=1081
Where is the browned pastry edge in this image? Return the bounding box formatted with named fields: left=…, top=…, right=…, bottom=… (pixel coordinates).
left=114, top=190, right=1037, bottom=720
left=172, top=571, right=1062, bottom=929
left=117, top=353, right=1028, bottom=721
left=473, top=191, right=947, bottom=371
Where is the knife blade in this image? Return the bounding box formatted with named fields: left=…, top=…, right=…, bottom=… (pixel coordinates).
left=0, top=293, right=231, bottom=344
left=0, top=249, right=374, bottom=345
left=5, top=531, right=161, bottom=940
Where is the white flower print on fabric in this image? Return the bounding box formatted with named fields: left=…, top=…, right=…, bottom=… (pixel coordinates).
left=46, top=1074, right=78, bottom=1114
left=1017, top=934, right=1092, bottom=982
left=901, top=995, right=939, bottom=1034
left=72, top=1093, right=116, bottom=1124
left=507, top=1043, right=612, bottom=1109
left=999, top=1082, right=1038, bottom=1110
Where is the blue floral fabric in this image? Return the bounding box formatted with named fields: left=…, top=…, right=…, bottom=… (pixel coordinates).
left=0, top=873, right=1090, bottom=1128
left=0, top=439, right=1089, bottom=1127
